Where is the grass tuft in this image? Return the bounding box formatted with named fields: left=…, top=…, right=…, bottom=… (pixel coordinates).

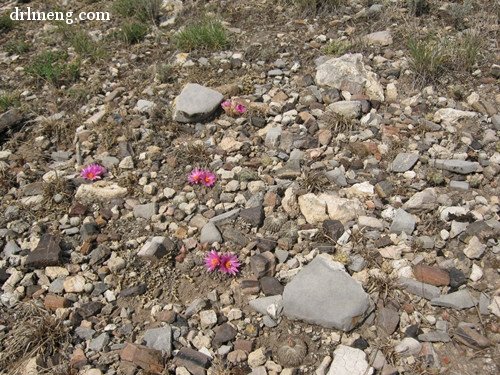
left=407, top=35, right=450, bottom=84
left=406, top=0, right=430, bottom=17
left=113, top=0, right=161, bottom=23
left=26, top=51, right=80, bottom=85
left=0, top=13, right=14, bottom=34
left=120, top=21, right=149, bottom=44
left=289, top=0, right=346, bottom=14
left=322, top=39, right=352, bottom=56
left=174, top=17, right=229, bottom=52
left=4, top=40, right=30, bottom=55
left=0, top=94, right=19, bottom=112
left=0, top=303, right=71, bottom=375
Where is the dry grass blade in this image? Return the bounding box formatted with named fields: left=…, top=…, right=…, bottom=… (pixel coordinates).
left=0, top=303, right=71, bottom=375
left=299, top=170, right=329, bottom=193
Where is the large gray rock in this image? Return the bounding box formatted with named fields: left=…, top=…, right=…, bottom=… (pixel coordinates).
left=283, top=254, right=372, bottom=331
left=173, top=83, right=223, bottom=123
left=143, top=326, right=172, bottom=357
left=316, top=53, right=384, bottom=102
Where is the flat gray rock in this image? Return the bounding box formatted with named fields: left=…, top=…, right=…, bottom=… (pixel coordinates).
left=431, top=159, right=481, bottom=174
left=200, top=222, right=222, bottom=244
left=431, top=289, right=478, bottom=309
left=173, top=83, right=223, bottom=123
left=390, top=153, right=419, bottom=173
left=398, top=277, right=440, bottom=300
left=249, top=295, right=283, bottom=316
left=143, top=326, right=172, bottom=357
left=283, top=254, right=372, bottom=331
left=389, top=208, right=416, bottom=235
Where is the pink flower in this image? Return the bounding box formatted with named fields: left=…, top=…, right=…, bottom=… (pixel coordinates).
left=235, top=103, right=246, bottom=114
left=204, top=250, right=221, bottom=272
left=80, top=163, right=106, bottom=181
left=201, top=170, right=217, bottom=187
left=188, top=168, right=205, bottom=185
left=221, top=100, right=232, bottom=109
left=219, top=253, right=241, bottom=275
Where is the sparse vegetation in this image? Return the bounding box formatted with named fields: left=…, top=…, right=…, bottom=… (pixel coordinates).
left=26, top=51, right=80, bottom=85
left=453, top=30, right=483, bottom=72
left=323, top=39, right=352, bottom=56
left=156, top=63, right=175, bottom=83
left=321, top=111, right=355, bottom=135
left=299, top=170, right=329, bottom=193
left=66, top=29, right=106, bottom=60
left=174, top=17, right=229, bottom=51
left=0, top=13, right=15, bottom=34
left=290, top=0, right=346, bottom=14
left=0, top=93, right=19, bottom=112
left=112, top=0, right=162, bottom=23
left=120, top=21, right=149, bottom=44
left=4, top=40, right=30, bottom=55
left=407, top=35, right=450, bottom=84
left=406, top=0, right=430, bottom=17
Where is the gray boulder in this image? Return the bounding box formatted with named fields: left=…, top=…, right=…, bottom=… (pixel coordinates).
left=283, top=254, right=372, bottom=331
left=173, top=83, right=223, bottom=123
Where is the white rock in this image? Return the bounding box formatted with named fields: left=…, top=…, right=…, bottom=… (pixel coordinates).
left=327, top=345, right=373, bottom=375
left=75, top=182, right=128, bottom=202
left=298, top=193, right=329, bottom=224
left=463, top=236, right=486, bottom=259
left=469, top=264, right=483, bottom=282
left=63, top=275, right=86, bottom=293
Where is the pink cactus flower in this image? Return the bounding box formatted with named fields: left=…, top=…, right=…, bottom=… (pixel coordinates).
left=80, top=163, right=106, bottom=181
left=235, top=103, right=247, bottom=114
left=204, top=250, right=221, bottom=272
left=219, top=253, right=241, bottom=275
left=221, top=100, right=232, bottom=109
left=188, top=168, right=205, bottom=185
left=201, top=170, right=217, bottom=187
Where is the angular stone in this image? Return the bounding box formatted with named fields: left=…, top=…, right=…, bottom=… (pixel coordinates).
left=26, top=234, right=62, bottom=269
left=431, top=289, right=477, bottom=309
left=89, top=332, right=109, bottom=352
left=463, top=236, right=486, bottom=259
left=209, top=208, right=241, bottom=224
left=377, top=307, right=400, bottom=336
left=249, top=295, right=283, bottom=316
left=133, top=202, right=157, bottom=220
left=319, top=194, right=364, bottom=224
left=322, top=220, right=345, bottom=241
left=222, top=228, right=248, bottom=246
left=413, top=264, right=450, bottom=286
left=265, top=126, right=282, bottom=148
left=64, top=275, right=86, bottom=293
left=454, top=323, right=491, bottom=348
left=173, top=83, right=223, bottom=123
left=403, top=188, right=437, bottom=211
left=433, top=108, right=477, bottom=126
left=298, top=193, right=329, bottom=224
left=143, top=326, right=172, bottom=357
left=200, top=222, right=222, bottom=244
left=213, top=323, right=237, bottom=347
left=174, top=347, right=211, bottom=375
left=119, top=283, right=147, bottom=298
left=44, top=294, right=71, bottom=310
left=250, top=254, right=273, bottom=278
left=418, top=331, right=451, bottom=342
left=316, top=53, right=384, bottom=101
left=260, top=276, right=284, bottom=296
left=390, top=153, right=419, bottom=173
left=394, top=337, right=422, bottom=357
left=239, top=205, right=264, bottom=227
left=389, top=208, right=415, bottom=235
left=137, top=237, right=176, bottom=259
left=283, top=254, right=372, bottom=331
left=398, top=277, right=440, bottom=300
left=327, top=345, right=372, bottom=375
left=120, top=343, right=164, bottom=374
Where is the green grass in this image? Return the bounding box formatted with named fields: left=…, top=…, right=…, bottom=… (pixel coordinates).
left=408, top=36, right=450, bottom=84
left=406, top=0, right=430, bottom=17
left=0, top=13, right=14, bottom=34
left=156, top=63, right=175, bottom=83
left=323, top=39, right=352, bottom=56
left=26, top=51, right=80, bottom=85
left=68, top=30, right=106, bottom=59
left=112, top=0, right=161, bottom=23
left=120, top=21, right=149, bottom=44
left=0, top=94, right=19, bottom=112
left=453, top=31, right=483, bottom=71
left=174, top=18, right=229, bottom=51
left=4, top=40, right=30, bottom=55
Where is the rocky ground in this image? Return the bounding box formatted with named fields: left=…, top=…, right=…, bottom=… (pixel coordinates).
left=0, top=0, right=499, bottom=374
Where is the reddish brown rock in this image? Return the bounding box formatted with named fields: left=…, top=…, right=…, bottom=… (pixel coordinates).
left=120, top=343, right=164, bottom=374
left=413, top=264, right=450, bottom=286
left=70, top=347, right=87, bottom=368
left=44, top=294, right=71, bottom=310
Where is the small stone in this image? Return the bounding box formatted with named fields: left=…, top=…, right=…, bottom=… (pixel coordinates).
left=250, top=254, right=273, bottom=278
left=399, top=277, right=440, bottom=300
left=431, top=159, right=481, bottom=175
left=454, top=323, right=491, bottom=348
left=89, top=332, right=109, bottom=352
left=239, top=205, right=264, bottom=227
left=137, top=237, right=175, bottom=260
left=377, top=307, right=400, bottom=337
left=469, top=264, right=483, bottom=282
left=364, top=30, right=393, bottom=46
left=390, top=153, right=419, bottom=172
left=213, top=323, right=237, bottom=347
left=463, top=236, right=486, bottom=259
left=413, top=264, right=450, bottom=286
left=394, top=337, right=422, bottom=357
left=75, top=182, right=128, bottom=202
left=174, top=347, right=211, bottom=374
left=418, top=331, right=451, bottom=342
left=44, top=294, right=71, bottom=310
left=199, top=309, right=218, bottom=328
left=298, top=193, right=329, bottom=225
left=260, top=276, right=284, bottom=296
left=327, top=101, right=362, bottom=119
left=63, top=275, right=86, bottom=293
left=248, top=348, right=267, bottom=368
left=134, top=203, right=158, bottom=220
left=173, top=83, right=223, bottom=123
left=322, top=220, right=345, bottom=241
